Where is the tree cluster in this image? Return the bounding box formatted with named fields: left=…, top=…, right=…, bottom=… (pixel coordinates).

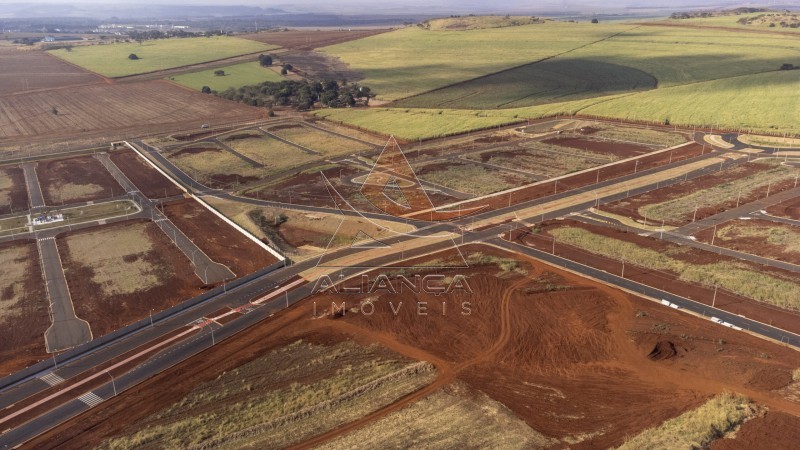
left=214, top=79, right=373, bottom=110
left=126, top=29, right=227, bottom=42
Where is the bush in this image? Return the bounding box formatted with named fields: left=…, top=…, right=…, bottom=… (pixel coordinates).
left=591, top=18, right=599, bottom=23
left=258, top=54, right=273, bottom=66
left=280, top=67, right=288, bottom=75
left=201, top=86, right=211, bottom=94
left=128, top=53, right=139, bottom=60
left=214, top=69, right=225, bottom=76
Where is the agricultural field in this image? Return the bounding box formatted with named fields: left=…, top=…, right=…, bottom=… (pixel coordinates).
left=0, top=240, right=48, bottom=376
left=0, top=165, right=29, bottom=215
left=35, top=155, right=123, bottom=205
left=170, top=61, right=283, bottom=92
left=0, top=44, right=101, bottom=95
left=264, top=123, right=373, bottom=156
left=0, top=81, right=264, bottom=144
left=240, top=29, right=390, bottom=50
left=422, top=15, right=548, bottom=30
left=658, top=12, right=800, bottom=34
left=601, top=161, right=800, bottom=225
left=57, top=220, right=202, bottom=337
left=49, top=36, right=275, bottom=77
left=320, top=22, right=632, bottom=101
left=695, top=219, right=800, bottom=264
left=161, top=198, right=278, bottom=275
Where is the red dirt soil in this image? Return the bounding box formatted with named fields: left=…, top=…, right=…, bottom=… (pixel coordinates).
left=29, top=244, right=800, bottom=449
left=601, top=162, right=789, bottom=226
left=543, top=136, right=653, bottom=158
left=36, top=155, right=123, bottom=204
left=239, top=29, right=390, bottom=50
left=109, top=149, right=183, bottom=199
left=766, top=195, right=800, bottom=220
left=409, top=142, right=707, bottom=220
left=694, top=218, right=800, bottom=265
left=508, top=219, right=800, bottom=335
left=0, top=165, right=30, bottom=214
left=710, top=411, right=800, bottom=449
left=161, top=198, right=278, bottom=275
left=0, top=239, right=49, bottom=376
left=56, top=219, right=204, bottom=337
left=0, top=80, right=263, bottom=142
left=0, top=46, right=101, bottom=96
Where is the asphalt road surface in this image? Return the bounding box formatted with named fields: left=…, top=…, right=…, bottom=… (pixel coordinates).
left=21, top=163, right=45, bottom=209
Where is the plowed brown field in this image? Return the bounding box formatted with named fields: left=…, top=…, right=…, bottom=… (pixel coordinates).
left=0, top=46, right=101, bottom=95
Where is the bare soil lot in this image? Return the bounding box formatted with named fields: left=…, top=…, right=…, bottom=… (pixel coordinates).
left=109, top=149, right=183, bottom=199
left=57, top=219, right=202, bottom=337
left=511, top=219, right=800, bottom=332
left=766, top=196, right=800, bottom=220
left=0, top=239, right=48, bottom=376
left=0, top=80, right=263, bottom=145
left=0, top=46, right=101, bottom=95
left=35, top=244, right=800, bottom=448
left=0, top=165, right=29, bottom=214
left=695, top=218, right=800, bottom=264
left=601, top=161, right=799, bottom=226
left=166, top=143, right=263, bottom=189
left=543, top=136, right=652, bottom=158
left=416, top=160, right=530, bottom=196
left=36, top=155, right=122, bottom=205
left=161, top=198, right=277, bottom=275
left=240, top=29, right=389, bottom=50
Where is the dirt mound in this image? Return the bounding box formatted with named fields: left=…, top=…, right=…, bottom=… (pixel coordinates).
left=474, top=135, right=511, bottom=144
left=543, top=137, right=650, bottom=158
left=648, top=340, right=681, bottom=360
left=745, top=367, right=793, bottom=391
left=711, top=411, right=800, bottom=449
left=269, top=124, right=303, bottom=132
left=577, top=126, right=600, bottom=135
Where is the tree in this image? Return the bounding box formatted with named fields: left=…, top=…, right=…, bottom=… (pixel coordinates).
left=128, top=53, right=139, bottom=60
left=51, top=106, right=59, bottom=115
left=282, top=63, right=293, bottom=72
left=591, top=18, right=599, bottom=23
left=258, top=54, right=273, bottom=66
left=280, top=67, right=288, bottom=75
left=201, top=86, right=212, bottom=94
left=214, top=70, right=225, bottom=76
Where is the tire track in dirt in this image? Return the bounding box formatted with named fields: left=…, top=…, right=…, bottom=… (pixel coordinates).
left=290, top=275, right=535, bottom=449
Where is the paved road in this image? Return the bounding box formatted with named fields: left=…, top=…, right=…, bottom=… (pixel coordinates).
left=21, top=163, right=45, bottom=209
left=37, top=237, right=92, bottom=353
left=95, top=153, right=234, bottom=284
left=674, top=186, right=800, bottom=235
left=752, top=210, right=800, bottom=227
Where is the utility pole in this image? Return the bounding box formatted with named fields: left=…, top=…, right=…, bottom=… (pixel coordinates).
left=108, top=371, right=117, bottom=396
left=712, top=286, right=718, bottom=308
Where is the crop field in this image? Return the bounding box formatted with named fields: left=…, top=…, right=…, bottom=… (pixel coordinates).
left=319, top=24, right=800, bottom=137
left=0, top=81, right=263, bottom=144
left=696, top=219, right=800, bottom=264
left=394, top=58, right=657, bottom=109
left=265, top=123, right=372, bottom=156
left=0, top=45, right=101, bottom=95
left=36, top=155, right=123, bottom=205
left=161, top=198, right=278, bottom=275
left=0, top=240, right=48, bottom=376
left=320, top=23, right=632, bottom=101
left=170, top=61, right=283, bottom=92
left=49, top=36, right=275, bottom=77
left=0, top=165, right=28, bottom=215
left=99, top=340, right=434, bottom=449
left=240, top=29, right=390, bottom=50
left=58, top=220, right=201, bottom=336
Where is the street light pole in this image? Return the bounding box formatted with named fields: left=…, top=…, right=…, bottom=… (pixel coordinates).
left=107, top=371, right=117, bottom=396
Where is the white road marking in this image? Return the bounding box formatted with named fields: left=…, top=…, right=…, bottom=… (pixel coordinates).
left=78, top=392, right=103, bottom=407
left=39, top=373, right=65, bottom=386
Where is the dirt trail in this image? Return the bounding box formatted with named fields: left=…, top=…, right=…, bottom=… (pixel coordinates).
left=291, top=276, right=533, bottom=449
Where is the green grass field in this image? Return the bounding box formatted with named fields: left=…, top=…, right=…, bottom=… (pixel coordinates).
left=170, top=61, right=282, bottom=91
left=659, top=12, right=800, bottom=34
left=319, top=23, right=633, bottom=101
left=319, top=23, right=800, bottom=138
left=50, top=36, right=275, bottom=77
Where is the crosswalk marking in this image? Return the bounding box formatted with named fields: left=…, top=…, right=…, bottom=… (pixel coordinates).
left=39, top=372, right=65, bottom=386
left=37, top=237, right=55, bottom=242
left=78, top=392, right=103, bottom=407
